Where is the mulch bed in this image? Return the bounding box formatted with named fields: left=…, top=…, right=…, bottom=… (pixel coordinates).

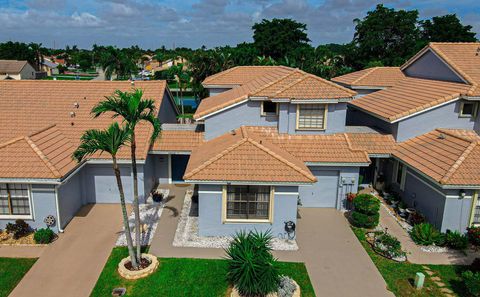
left=124, top=257, right=152, bottom=271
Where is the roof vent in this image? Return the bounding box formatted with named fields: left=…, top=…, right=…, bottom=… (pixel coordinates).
left=73, top=102, right=79, bottom=108
left=83, top=96, right=87, bottom=100
left=70, top=111, right=76, bottom=118
left=476, top=47, right=480, bottom=56
left=438, top=133, right=446, bottom=140
left=230, top=129, right=236, bottom=135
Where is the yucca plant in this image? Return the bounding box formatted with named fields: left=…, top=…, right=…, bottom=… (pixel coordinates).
left=410, top=223, right=444, bottom=246
left=225, top=231, right=280, bottom=297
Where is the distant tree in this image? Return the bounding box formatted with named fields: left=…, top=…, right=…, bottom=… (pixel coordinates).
left=420, top=14, right=477, bottom=42
left=252, top=18, right=310, bottom=60
left=100, top=46, right=137, bottom=80
left=0, top=42, right=36, bottom=68
left=351, top=4, right=420, bottom=68
left=365, top=61, right=384, bottom=68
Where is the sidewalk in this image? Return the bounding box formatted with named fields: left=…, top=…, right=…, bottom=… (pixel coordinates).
left=379, top=204, right=479, bottom=264
left=0, top=245, right=46, bottom=258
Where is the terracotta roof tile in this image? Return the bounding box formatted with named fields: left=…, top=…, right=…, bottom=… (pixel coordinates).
left=345, top=132, right=396, bottom=155
left=152, top=130, right=204, bottom=152
left=393, top=129, right=480, bottom=186
left=332, top=67, right=405, bottom=88
left=202, top=66, right=292, bottom=86
left=0, top=60, right=29, bottom=74
left=349, top=77, right=472, bottom=122
left=0, top=80, right=168, bottom=179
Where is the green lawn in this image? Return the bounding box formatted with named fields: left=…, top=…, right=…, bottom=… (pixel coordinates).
left=352, top=227, right=468, bottom=297
left=43, top=75, right=95, bottom=81
left=91, top=247, right=315, bottom=297
left=0, top=257, right=37, bottom=297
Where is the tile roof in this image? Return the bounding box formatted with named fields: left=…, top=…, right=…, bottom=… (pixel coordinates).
left=0, top=60, right=29, bottom=74
left=394, top=129, right=480, bottom=186
left=184, top=126, right=317, bottom=183
left=202, top=66, right=292, bottom=86
left=345, top=132, right=397, bottom=155
left=402, top=42, right=480, bottom=96
left=195, top=68, right=355, bottom=119
left=349, top=77, right=472, bottom=122
left=332, top=67, right=405, bottom=88
left=0, top=80, right=168, bottom=179
left=151, top=130, right=205, bottom=152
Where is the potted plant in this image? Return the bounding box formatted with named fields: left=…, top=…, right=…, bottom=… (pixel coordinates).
left=397, top=201, right=407, bottom=217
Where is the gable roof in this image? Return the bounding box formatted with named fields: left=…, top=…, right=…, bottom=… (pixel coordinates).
left=184, top=126, right=317, bottom=184
left=195, top=67, right=356, bottom=119
left=0, top=80, right=169, bottom=180
left=345, top=132, right=397, bottom=156
left=202, top=66, right=292, bottom=86
left=394, top=129, right=480, bottom=187
left=151, top=130, right=205, bottom=152
left=0, top=60, right=29, bottom=75
left=401, top=42, right=480, bottom=96
left=332, top=67, right=405, bottom=88
left=349, top=77, right=472, bottom=122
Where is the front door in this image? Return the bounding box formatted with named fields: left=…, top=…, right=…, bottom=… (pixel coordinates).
left=171, top=155, right=190, bottom=182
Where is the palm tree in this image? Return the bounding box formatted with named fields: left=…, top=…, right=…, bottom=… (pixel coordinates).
left=100, top=46, right=137, bottom=80
left=73, top=123, right=139, bottom=269
left=92, top=89, right=160, bottom=261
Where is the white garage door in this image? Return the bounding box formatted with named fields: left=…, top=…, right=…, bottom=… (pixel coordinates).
left=299, top=170, right=339, bottom=208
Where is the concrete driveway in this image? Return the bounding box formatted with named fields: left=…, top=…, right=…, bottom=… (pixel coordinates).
left=9, top=204, right=127, bottom=297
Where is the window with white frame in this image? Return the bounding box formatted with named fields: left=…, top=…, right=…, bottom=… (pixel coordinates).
left=472, top=196, right=480, bottom=226
left=393, top=161, right=406, bottom=190
left=460, top=102, right=478, bottom=118
left=225, top=185, right=272, bottom=221
left=261, top=101, right=278, bottom=116
left=0, top=184, right=31, bottom=216
left=296, top=104, right=327, bottom=130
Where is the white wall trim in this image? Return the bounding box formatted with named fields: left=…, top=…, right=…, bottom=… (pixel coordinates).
left=168, top=154, right=172, bottom=184
left=195, top=99, right=249, bottom=120
left=149, top=151, right=191, bottom=155
left=390, top=97, right=460, bottom=123
left=305, top=162, right=370, bottom=167
left=275, top=192, right=299, bottom=196
left=185, top=180, right=311, bottom=186
left=198, top=190, right=222, bottom=194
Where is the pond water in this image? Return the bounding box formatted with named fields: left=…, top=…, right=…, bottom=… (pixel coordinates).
left=174, top=96, right=198, bottom=108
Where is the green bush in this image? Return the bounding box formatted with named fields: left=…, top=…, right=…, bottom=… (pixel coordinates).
left=445, top=231, right=469, bottom=250
left=351, top=212, right=379, bottom=229
left=462, top=270, right=480, bottom=297
left=470, top=258, right=480, bottom=273
left=5, top=219, right=31, bottom=239
left=225, top=231, right=280, bottom=296
left=374, top=232, right=405, bottom=259
left=353, top=194, right=380, bottom=215
left=409, top=223, right=445, bottom=246
left=467, top=226, right=480, bottom=247
left=33, top=228, right=55, bottom=244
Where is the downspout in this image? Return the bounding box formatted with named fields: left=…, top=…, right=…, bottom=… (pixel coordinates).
left=54, top=185, right=64, bottom=233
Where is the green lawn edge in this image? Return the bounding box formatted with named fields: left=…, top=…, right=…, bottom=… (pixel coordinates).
left=91, top=247, right=315, bottom=297
left=0, top=257, right=37, bottom=297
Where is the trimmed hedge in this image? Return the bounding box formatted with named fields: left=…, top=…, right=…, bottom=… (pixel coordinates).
left=351, top=194, right=380, bottom=228
left=352, top=212, right=380, bottom=229
left=34, top=228, right=55, bottom=244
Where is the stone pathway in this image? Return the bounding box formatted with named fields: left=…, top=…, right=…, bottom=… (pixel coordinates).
left=421, top=266, right=455, bottom=297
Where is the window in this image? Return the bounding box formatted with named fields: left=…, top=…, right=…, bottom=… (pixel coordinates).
left=0, top=184, right=31, bottom=216
left=224, top=185, right=272, bottom=221
left=296, top=104, right=327, bottom=130
left=393, top=161, right=406, bottom=190
left=460, top=102, right=478, bottom=118
left=472, top=197, right=480, bottom=226
left=261, top=101, right=278, bottom=116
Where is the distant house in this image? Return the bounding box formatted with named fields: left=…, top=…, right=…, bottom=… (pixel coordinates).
left=146, top=56, right=189, bottom=74
left=0, top=60, right=36, bottom=80
left=41, top=59, right=59, bottom=76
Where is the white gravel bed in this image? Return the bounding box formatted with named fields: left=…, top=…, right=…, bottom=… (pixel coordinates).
left=419, top=245, right=450, bottom=253
left=173, top=192, right=298, bottom=251
left=116, top=202, right=164, bottom=247
left=381, top=202, right=413, bottom=232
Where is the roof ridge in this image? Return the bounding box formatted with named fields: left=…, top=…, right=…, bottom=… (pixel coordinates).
left=272, top=71, right=309, bottom=96
left=435, top=128, right=478, bottom=143
left=429, top=43, right=476, bottom=85
left=27, top=124, right=58, bottom=137
left=279, top=72, right=357, bottom=97
left=249, top=69, right=302, bottom=97
left=350, top=67, right=377, bottom=85
left=343, top=133, right=371, bottom=161
left=246, top=137, right=316, bottom=182
left=183, top=137, right=247, bottom=179
left=24, top=136, right=62, bottom=178
left=0, top=136, right=26, bottom=149
left=203, top=66, right=239, bottom=84
left=440, top=141, right=477, bottom=184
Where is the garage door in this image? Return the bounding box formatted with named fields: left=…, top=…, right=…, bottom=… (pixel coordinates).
left=83, top=165, right=133, bottom=204
left=299, top=170, right=339, bottom=208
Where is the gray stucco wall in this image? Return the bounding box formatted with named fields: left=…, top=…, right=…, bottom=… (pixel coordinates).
left=153, top=154, right=170, bottom=184
left=346, top=106, right=398, bottom=136
left=0, top=184, right=59, bottom=233
left=299, top=166, right=360, bottom=209
left=58, top=173, right=84, bottom=229
left=198, top=184, right=299, bottom=238
left=204, top=101, right=278, bottom=140
left=403, top=50, right=464, bottom=83
left=284, top=103, right=347, bottom=135
left=143, top=155, right=157, bottom=198
left=158, top=91, right=178, bottom=124
left=208, top=87, right=233, bottom=97
left=395, top=100, right=476, bottom=142
left=354, top=89, right=379, bottom=97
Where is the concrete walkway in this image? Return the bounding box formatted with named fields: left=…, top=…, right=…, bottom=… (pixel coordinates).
left=0, top=245, right=46, bottom=258
left=10, top=204, right=127, bottom=297
left=379, top=204, right=479, bottom=265
left=150, top=186, right=392, bottom=297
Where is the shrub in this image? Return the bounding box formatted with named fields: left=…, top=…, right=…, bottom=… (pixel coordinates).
left=445, top=231, right=469, bottom=250
left=409, top=223, right=444, bottom=246
left=462, top=270, right=480, bottom=297
left=353, top=194, right=380, bottom=215
left=34, top=228, right=55, bottom=244
left=351, top=212, right=379, bottom=229
left=5, top=219, right=31, bottom=239
left=374, top=232, right=405, bottom=259
left=467, top=227, right=480, bottom=247
left=470, top=258, right=480, bottom=273
left=225, top=231, right=280, bottom=296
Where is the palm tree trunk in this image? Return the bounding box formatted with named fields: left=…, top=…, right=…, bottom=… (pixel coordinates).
left=113, top=156, right=139, bottom=269
left=180, top=86, right=184, bottom=123
left=130, top=131, right=142, bottom=261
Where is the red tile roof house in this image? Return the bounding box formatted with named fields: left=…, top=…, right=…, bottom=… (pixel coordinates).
left=0, top=80, right=180, bottom=232
left=334, top=42, right=480, bottom=232
left=149, top=65, right=398, bottom=238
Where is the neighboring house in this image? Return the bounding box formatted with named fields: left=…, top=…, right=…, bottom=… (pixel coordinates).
left=151, top=65, right=397, bottom=239
left=0, top=80, right=179, bottom=233
left=146, top=56, right=189, bottom=74
left=41, top=59, right=59, bottom=76
left=0, top=60, right=36, bottom=80
left=332, top=42, right=480, bottom=232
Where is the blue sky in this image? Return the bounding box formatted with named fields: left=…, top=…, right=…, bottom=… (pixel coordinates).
left=0, top=0, right=479, bottom=49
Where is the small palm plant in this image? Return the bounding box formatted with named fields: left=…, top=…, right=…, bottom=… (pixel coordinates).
left=73, top=123, right=139, bottom=269
left=92, top=89, right=160, bottom=261
left=225, top=231, right=280, bottom=297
